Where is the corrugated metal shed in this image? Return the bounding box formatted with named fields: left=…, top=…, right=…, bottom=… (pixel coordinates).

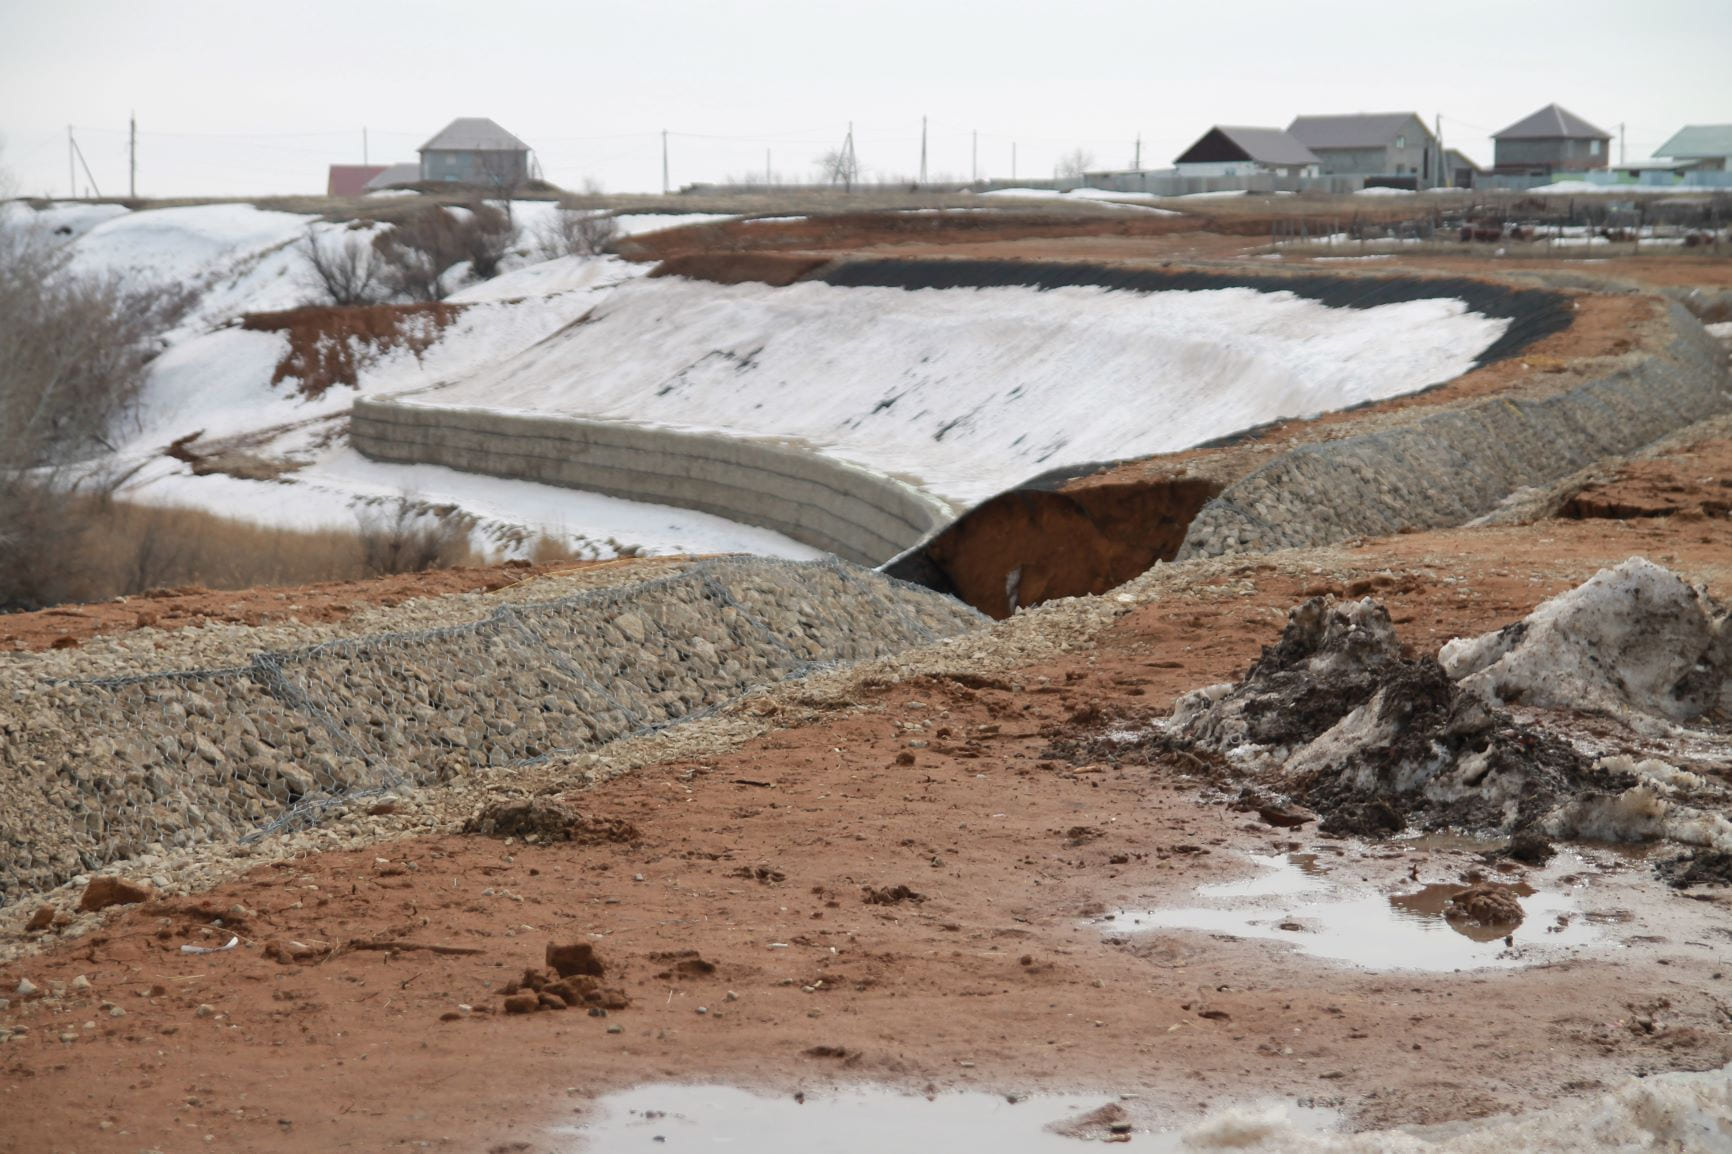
left=327, top=164, right=386, bottom=196
left=1288, top=113, right=1419, bottom=150
left=1494, top=104, right=1609, bottom=141
left=418, top=118, right=529, bottom=153
left=363, top=162, right=422, bottom=191
left=1655, top=125, right=1732, bottom=159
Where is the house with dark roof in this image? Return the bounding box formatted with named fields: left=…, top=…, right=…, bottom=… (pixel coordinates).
left=1287, top=113, right=1438, bottom=187
left=418, top=117, right=531, bottom=186
left=1173, top=126, right=1319, bottom=178
left=1653, top=125, right=1732, bottom=172
left=1492, top=104, right=1610, bottom=174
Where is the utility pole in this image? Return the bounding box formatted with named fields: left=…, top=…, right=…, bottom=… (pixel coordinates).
left=661, top=129, right=669, bottom=195
left=765, top=148, right=771, bottom=186
left=68, top=125, right=75, bottom=198
left=1134, top=133, right=1141, bottom=170
left=1619, top=122, right=1625, bottom=165
left=919, top=115, right=927, bottom=185
left=1435, top=112, right=1445, bottom=188
left=971, top=129, right=977, bottom=183
left=129, top=113, right=137, bottom=198
left=363, top=126, right=369, bottom=164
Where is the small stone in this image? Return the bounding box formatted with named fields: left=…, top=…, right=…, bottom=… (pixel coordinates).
left=606, top=1024, right=624, bottom=1034
left=109, top=1006, right=126, bottom=1018
left=70, top=975, right=91, bottom=992
left=78, top=876, right=154, bottom=912
left=194, top=1004, right=215, bottom=1018
left=15, top=979, right=39, bottom=998
left=24, top=905, right=54, bottom=933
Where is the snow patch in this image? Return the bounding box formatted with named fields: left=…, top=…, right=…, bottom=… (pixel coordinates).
left=1441, top=557, right=1731, bottom=727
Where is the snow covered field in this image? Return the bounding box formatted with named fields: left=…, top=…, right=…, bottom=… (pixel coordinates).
left=402, top=275, right=1512, bottom=504
left=5, top=200, right=821, bottom=560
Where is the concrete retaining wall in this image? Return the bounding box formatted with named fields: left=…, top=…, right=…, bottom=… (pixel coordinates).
left=1177, top=301, right=1730, bottom=559
left=351, top=398, right=955, bottom=567
left=0, top=558, right=986, bottom=904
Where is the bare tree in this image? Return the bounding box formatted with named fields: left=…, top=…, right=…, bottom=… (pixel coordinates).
left=0, top=218, right=192, bottom=608
left=534, top=208, right=618, bottom=260
left=474, top=149, right=527, bottom=225
left=373, top=201, right=513, bottom=300
left=299, top=225, right=383, bottom=305
left=1057, top=148, right=1096, bottom=179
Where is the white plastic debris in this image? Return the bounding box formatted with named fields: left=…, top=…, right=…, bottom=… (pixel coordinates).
left=179, top=935, right=239, bottom=955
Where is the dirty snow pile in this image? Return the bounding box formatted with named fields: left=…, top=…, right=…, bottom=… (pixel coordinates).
left=1161, top=560, right=1732, bottom=869
left=1163, top=1060, right=1732, bottom=1153
left=3, top=200, right=809, bottom=560
left=401, top=275, right=1511, bottom=503
left=1441, top=557, right=1731, bottom=731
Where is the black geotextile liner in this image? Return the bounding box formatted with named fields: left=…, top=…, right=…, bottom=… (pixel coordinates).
left=816, top=258, right=1573, bottom=372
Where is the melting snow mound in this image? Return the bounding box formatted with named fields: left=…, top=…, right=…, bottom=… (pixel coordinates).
left=1441, top=557, right=1731, bottom=728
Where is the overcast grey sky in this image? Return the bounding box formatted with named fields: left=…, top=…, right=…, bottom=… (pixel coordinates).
left=2, top=0, right=1728, bottom=198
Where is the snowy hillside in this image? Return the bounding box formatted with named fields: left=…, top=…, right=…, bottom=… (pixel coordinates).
left=2, top=199, right=811, bottom=561
left=401, top=275, right=1512, bottom=503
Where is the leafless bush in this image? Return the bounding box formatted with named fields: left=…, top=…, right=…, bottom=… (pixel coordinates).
left=534, top=209, right=618, bottom=260
left=355, top=494, right=478, bottom=575
left=373, top=202, right=513, bottom=300
left=299, top=225, right=383, bottom=305
left=1057, top=148, right=1095, bottom=179
left=0, top=221, right=193, bottom=609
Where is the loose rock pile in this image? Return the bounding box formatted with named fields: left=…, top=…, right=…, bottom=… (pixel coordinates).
left=0, top=557, right=985, bottom=905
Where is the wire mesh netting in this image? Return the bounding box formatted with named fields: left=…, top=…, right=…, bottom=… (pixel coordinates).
left=0, top=557, right=986, bottom=905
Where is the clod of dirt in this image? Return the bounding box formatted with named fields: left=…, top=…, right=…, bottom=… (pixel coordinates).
left=24, top=905, right=54, bottom=933
left=1489, top=830, right=1558, bottom=866
left=463, top=799, right=639, bottom=844
left=77, top=876, right=154, bottom=912
left=1446, top=882, right=1526, bottom=928
left=1441, top=557, right=1731, bottom=729
left=1168, top=595, right=1608, bottom=836
left=862, top=885, right=925, bottom=905
left=261, top=940, right=326, bottom=964
left=545, top=941, right=607, bottom=978
left=732, top=865, right=786, bottom=884
left=502, top=993, right=540, bottom=1014
left=652, top=950, right=717, bottom=980
left=1047, top=1102, right=1133, bottom=1140
left=1656, top=850, right=1732, bottom=889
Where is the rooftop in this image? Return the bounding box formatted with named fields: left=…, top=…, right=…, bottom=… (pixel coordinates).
left=418, top=117, right=530, bottom=154
left=1494, top=104, right=1610, bottom=141
left=1288, top=113, right=1424, bottom=150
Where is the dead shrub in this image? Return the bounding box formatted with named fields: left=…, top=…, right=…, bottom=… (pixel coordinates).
left=0, top=222, right=193, bottom=610
left=299, top=224, right=384, bottom=306
left=240, top=302, right=464, bottom=398
left=355, top=495, right=478, bottom=576
left=373, top=202, right=513, bottom=300
left=534, top=209, right=618, bottom=260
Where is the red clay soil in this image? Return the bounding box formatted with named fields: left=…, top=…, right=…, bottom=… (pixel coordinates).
left=241, top=302, right=467, bottom=399
left=0, top=560, right=628, bottom=653
left=4, top=496, right=1732, bottom=1153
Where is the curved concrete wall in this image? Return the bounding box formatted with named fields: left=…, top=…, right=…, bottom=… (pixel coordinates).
left=1176, top=301, right=1730, bottom=560
left=351, top=398, right=955, bottom=566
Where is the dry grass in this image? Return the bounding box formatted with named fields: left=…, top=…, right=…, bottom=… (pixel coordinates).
left=13, top=496, right=483, bottom=607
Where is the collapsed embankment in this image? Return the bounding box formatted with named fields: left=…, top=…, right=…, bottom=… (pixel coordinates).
left=0, top=557, right=985, bottom=905
left=891, top=289, right=1726, bottom=616
left=356, top=259, right=1555, bottom=575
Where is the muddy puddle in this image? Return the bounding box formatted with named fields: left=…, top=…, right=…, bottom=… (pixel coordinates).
left=1097, top=852, right=1609, bottom=971
left=555, top=1083, right=1336, bottom=1152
